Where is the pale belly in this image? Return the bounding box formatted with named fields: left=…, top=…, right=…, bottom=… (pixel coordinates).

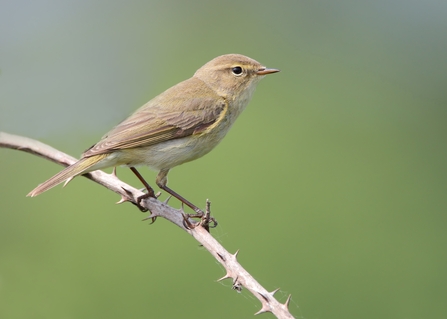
left=123, top=132, right=224, bottom=170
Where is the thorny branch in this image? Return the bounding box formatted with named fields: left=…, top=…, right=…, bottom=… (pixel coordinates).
left=0, top=131, right=294, bottom=319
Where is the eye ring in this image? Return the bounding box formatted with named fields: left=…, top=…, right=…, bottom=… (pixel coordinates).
left=232, top=66, right=243, bottom=76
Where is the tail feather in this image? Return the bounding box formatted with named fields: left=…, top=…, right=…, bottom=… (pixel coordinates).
left=27, top=154, right=108, bottom=197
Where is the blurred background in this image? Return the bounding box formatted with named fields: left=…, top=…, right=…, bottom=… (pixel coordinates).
left=1, top=0, right=446, bottom=318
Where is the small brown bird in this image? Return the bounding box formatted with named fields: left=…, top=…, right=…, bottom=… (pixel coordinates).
left=28, top=54, right=279, bottom=212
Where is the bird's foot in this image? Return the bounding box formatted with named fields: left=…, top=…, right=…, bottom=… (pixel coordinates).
left=136, top=187, right=157, bottom=222
left=182, top=200, right=217, bottom=232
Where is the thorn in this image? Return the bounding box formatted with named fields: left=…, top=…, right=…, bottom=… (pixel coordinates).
left=111, top=167, right=117, bottom=177
left=217, top=273, right=231, bottom=282
left=116, top=195, right=130, bottom=204
left=270, top=288, right=280, bottom=296
left=254, top=305, right=271, bottom=315
left=283, top=294, right=292, bottom=309
left=63, top=176, right=74, bottom=188
left=232, top=249, right=240, bottom=259
left=142, top=213, right=157, bottom=224
left=155, top=191, right=162, bottom=198
left=163, top=195, right=172, bottom=204
left=121, top=186, right=133, bottom=196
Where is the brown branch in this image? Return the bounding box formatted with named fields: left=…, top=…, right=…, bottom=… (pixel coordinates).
left=0, top=131, right=295, bottom=319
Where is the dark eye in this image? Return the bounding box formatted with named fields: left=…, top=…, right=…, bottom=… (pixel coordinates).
left=232, top=66, right=243, bottom=75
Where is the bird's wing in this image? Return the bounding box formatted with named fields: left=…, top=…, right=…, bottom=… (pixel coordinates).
left=83, top=78, right=227, bottom=157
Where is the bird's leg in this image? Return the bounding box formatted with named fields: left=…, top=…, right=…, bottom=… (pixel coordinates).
left=157, top=174, right=217, bottom=231
left=129, top=167, right=156, bottom=213
left=156, top=169, right=210, bottom=226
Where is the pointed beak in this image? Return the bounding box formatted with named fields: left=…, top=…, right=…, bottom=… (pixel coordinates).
left=257, top=67, right=280, bottom=75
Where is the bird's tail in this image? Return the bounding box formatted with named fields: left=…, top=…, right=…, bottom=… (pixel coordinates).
left=27, top=154, right=109, bottom=197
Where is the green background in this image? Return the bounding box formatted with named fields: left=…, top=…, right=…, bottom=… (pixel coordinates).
left=1, top=1, right=446, bottom=318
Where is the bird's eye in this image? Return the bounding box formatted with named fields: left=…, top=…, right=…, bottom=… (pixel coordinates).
left=232, top=66, right=243, bottom=75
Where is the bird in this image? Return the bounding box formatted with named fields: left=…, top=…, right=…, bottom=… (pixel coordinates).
left=27, top=54, right=280, bottom=214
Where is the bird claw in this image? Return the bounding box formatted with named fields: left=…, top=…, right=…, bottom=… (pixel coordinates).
left=132, top=201, right=149, bottom=212
left=135, top=188, right=157, bottom=216
left=136, top=187, right=156, bottom=205
left=142, top=213, right=157, bottom=224
left=182, top=213, right=196, bottom=230
left=181, top=200, right=217, bottom=231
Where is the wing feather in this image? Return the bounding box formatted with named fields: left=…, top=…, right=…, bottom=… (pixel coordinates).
left=83, top=77, right=226, bottom=157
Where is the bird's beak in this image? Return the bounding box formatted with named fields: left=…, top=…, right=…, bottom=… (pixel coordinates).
left=257, top=67, right=280, bottom=75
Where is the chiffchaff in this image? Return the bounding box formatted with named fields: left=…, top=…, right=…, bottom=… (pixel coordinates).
left=28, top=54, right=279, bottom=212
